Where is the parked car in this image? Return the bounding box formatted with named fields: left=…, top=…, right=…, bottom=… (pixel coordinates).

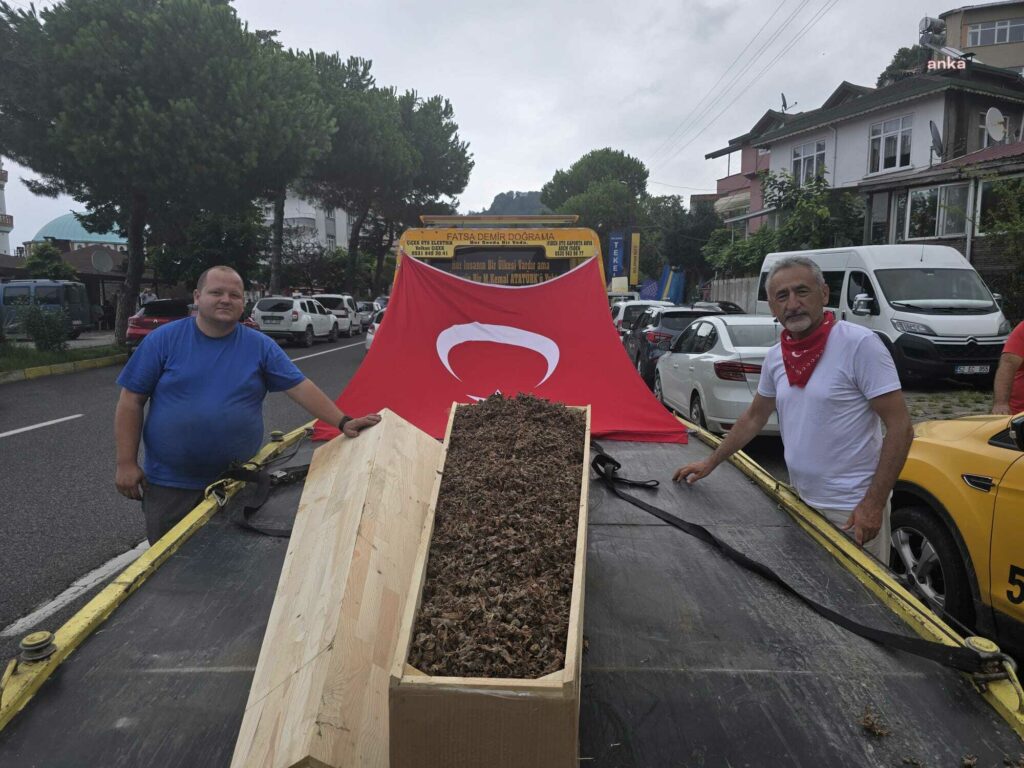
left=252, top=296, right=339, bottom=347
left=374, top=295, right=390, bottom=309
left=126, top=299, right=191, bottom=347
left=607, top=290, right=640, bottom=307
left=892, top=413, right=1024, bottom=655
left=611, top=300, right=674, bottom=339
left=365, top=308, right=384, bottom=351
left=355, top=301, right=377, bottom=331
left=313, top=293, right=359, bottom=336
left=654, top=315, right=781, bottom=435
left=685, top=300, right=746, bottom=314
left=0, top=279, right=93, bottom=339
left=624, top=306, right=723, bottom=387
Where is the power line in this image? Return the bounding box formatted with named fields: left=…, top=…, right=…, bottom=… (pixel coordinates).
left=649, top=181, right=716, bottom=191
left=648, top=0, right=790, bottom=162
left=662, top=0, right=842, bottom=166
left=649, top=0, right=814, bottom=165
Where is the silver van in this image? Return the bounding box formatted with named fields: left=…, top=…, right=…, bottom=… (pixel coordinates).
left=0, top=279, right=93, bottom=339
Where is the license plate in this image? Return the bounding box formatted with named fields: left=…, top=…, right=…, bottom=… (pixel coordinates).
left=264, top=317, right=281, bottom=324
left=955, top=364, right=990, bottom=375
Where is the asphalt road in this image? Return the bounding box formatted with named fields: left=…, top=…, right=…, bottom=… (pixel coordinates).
left=0, top=333, right=368, bottom=658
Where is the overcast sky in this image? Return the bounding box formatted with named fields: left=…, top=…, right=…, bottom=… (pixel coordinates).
left=2, top=0, right=947, bottom=249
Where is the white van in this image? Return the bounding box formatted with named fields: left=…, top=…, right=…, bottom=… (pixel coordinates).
left=755, top=245, right=1011, bottom=382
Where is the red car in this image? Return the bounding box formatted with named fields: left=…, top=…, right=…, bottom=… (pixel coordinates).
left=127, top=299, right=258, bottom=346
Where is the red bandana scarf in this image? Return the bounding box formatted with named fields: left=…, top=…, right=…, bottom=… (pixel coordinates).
left=780, top=312, right=836, bottom=387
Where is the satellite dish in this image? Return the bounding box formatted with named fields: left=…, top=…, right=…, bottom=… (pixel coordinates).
left=929, top=121, right=944, bottom=159
left=985, top=107, right=1007, bottom=143
left=780, top=93, right=797, bottom=113
left=91, top=250, right=114, bottom=273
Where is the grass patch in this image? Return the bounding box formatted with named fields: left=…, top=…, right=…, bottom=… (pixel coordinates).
left=0, top=343, right=126, bottom=373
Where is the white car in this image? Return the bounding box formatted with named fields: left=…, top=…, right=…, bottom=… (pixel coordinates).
left=611, top=300, right=674, bottom=339
left=252, top=296, right=339, bottom=347
left=654, top=314, right=781, bottom=435
left=365, top=308, right=384, bottom=351
left=312, top=293, right=359, bottom=336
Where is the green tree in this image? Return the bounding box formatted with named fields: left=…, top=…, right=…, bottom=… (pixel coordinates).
left=980, top=177, right=1024, bottom=323
left=642, top=195, right=721, bottom=292
left=24, top=241, right=77, bottom=280
left=299, top=55, right=416, bottom=294
left=540, top=148, right=648, bottom=211
left=480, top=191, right=549, bottom=215
left=877, top=45, right=932, bottom=87
left=0, top=0, right=332, bottom=344
left=763, top=171, right=863, bottom=251
left=150, top=205, right=270, bottom=290
left=541, top=149, right=648, bottom=274
left=702, top=171, right=862, bottom=276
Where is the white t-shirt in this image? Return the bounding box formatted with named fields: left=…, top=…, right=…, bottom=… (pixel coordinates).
left=757, top=321, right=901, bottom=511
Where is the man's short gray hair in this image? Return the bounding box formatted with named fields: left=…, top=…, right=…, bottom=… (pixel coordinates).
left=766, top=255, right=826, bottom=294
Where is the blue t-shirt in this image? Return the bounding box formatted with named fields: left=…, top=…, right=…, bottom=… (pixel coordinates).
left=117, top=318, right=305, bottom=489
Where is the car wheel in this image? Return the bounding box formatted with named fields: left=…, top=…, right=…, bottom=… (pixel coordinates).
left=301, top=326, right=314, bottom=348
left=889, top=505, right=975, bottom=626
left=328, top=324, right=338, bottom=343
left=689, top=393, right=708, bottom=430
left=653, top=372, right=666, bottom=406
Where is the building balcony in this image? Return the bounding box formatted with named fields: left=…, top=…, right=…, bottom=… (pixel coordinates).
left=716, top=173, right=751, bottom=196
left=0, top=214, right=13, bottom=232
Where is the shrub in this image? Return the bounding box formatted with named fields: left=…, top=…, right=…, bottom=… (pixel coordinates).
left=24, top=306, right=68, bottom=352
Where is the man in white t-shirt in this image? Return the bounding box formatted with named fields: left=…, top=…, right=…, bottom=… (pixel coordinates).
left=672, top=255, right=914, bottom=560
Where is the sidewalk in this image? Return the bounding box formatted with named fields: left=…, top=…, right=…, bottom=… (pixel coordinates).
left=8, top=330, right=116, bottom=350
left=1, top=330, right=126, bottom=385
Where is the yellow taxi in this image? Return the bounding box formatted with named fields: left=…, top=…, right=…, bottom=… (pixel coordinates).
left=892, top=413, right=1024, bottom=653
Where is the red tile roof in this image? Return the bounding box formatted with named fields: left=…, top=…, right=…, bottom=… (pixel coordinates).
left=938, top=141, right=1024, bottom=168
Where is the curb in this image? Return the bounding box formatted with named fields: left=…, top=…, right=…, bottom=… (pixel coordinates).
left=0, top=353, right=129, bottom=385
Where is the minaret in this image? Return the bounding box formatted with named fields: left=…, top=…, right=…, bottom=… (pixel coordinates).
left=0, top=157, right=12, bottom=255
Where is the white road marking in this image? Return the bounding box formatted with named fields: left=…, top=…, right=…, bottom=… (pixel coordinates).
left=291, top=341, right=364, bottom=362
left=0, top=540, right=149, bottom=638
left=0, top=414, right=84, bottom=440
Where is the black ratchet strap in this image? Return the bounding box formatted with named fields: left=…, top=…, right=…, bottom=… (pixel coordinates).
left=590, top=446, right=997, bottom=675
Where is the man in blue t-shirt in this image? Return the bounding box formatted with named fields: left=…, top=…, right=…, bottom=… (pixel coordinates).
left=114, top=265, right=380, bottom=544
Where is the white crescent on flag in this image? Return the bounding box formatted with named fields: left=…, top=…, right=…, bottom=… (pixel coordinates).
left=435, top=323, right=561, bottom=393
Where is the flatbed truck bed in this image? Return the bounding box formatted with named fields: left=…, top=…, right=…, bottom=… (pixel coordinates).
left=1, top=431, right=1022, bottom=767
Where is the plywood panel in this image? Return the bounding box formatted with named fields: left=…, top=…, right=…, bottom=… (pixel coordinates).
left=231, top=408, right=442, bottom=768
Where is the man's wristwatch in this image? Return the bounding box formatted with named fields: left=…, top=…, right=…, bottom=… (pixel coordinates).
left=338, top=415, right=352, bottom=431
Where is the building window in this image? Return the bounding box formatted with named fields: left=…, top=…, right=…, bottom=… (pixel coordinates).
left=977, top=176, right=1024, bottom=234
left=906, top=183, right=969, bottom=239
left=868, top=192, right=890, bottom=244
left=869, top=116, right=912, bottom=173
left=324, top=208, right=335, bottom=221
left=968, top=18, right=1024, bottom=46
left=792, top=140, right=826, bottom=184
left=326, top=234, right=336, bottom=250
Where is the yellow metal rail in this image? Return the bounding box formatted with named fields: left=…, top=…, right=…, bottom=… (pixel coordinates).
left=676, top=414, right=1024, bottom=739
left=0, top=423, right=312, bottom=731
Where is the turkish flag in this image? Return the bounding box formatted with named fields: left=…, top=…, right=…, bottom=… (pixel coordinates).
left=312, top=256, right=686, bottom=443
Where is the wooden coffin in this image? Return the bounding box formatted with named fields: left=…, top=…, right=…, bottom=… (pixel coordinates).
left=389, top=402, right=591, bottom=768
left=231, top=409, right=442, bottom=768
